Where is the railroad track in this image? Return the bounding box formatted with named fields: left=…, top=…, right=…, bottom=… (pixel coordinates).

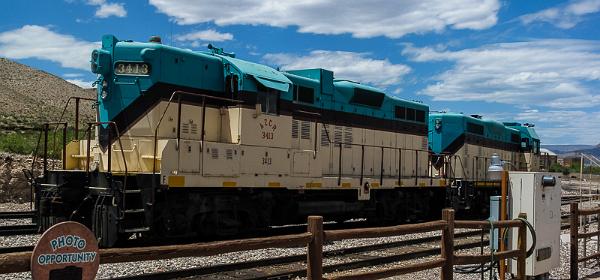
left=0, top=210, right=39, bottom=236
left=0, top=211, right=36, bottom=219
left=0, top=245, right=34, bottom=254
left=0, top=224, right=38, bottom=236
left=562, top=195, right=600, bottom=206
left=111, top=230, right=486, bottom=280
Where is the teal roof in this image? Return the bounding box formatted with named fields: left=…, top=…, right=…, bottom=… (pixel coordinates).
left=526, top=127, right=539, bottom=140
left=219, top=56, right=291, bottom=92
left=429, top=113, right=520, bottom=154
left=96, top=35, right=428, bottom=127
left=503, top=123, right=540, bottom=141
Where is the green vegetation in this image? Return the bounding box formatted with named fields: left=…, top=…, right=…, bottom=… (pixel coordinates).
left=554, top=162, right=600, bottom=176
left=0, top=131, right=40, bottom=155
left=0, top=128, right=86, bottom=159
left=570, top=165, right=600, bottom=175
left=548, top=163, right=571, bottom=175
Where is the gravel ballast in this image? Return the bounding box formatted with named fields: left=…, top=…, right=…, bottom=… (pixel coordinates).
left=2, top=180, right=600, bottom=279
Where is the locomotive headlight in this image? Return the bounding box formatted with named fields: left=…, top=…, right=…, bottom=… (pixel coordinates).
left=91, top=49, right=111, bottom=75
left=434, top=119, right=442, bottom=131
left=100, top=79, right=109, bottom=99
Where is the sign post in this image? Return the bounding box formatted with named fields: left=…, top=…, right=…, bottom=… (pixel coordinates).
left=31, top=221, right=99, bottom=280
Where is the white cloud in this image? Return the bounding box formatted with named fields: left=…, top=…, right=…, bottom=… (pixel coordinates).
left=263, top=50, right=411, bottom=88
left=0, top=25, right=99, bottom=71
left=514, top=110, right=600, bottom=145
left=66, top=79, right=96, bottom=88
left=175, top=29, right=234, bottom=45
left=461, top=110, right=600, bottom=144
left=402, top=39, right=600, bottom=109
left=63, top=73, right=84, bottom=78
left=149, top=0, right=500, bottom=38
left=520, top=0, right=600, bottom=29
left=86, top=0, right=127, bottom=18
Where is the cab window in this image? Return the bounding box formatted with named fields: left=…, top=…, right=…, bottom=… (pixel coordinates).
left=256, top=85, right=279, bottom=115
left=293, top=85, right=315, bottom=104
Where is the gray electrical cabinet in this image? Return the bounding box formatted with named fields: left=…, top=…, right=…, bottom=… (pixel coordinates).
left=509, top=172, right=561, bottom=277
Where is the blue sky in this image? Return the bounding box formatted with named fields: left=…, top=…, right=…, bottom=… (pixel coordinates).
left=1, top=0, right=599, bottom=145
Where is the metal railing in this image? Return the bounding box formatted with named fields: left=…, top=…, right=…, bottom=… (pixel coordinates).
left=152, top=90, right=243, bottom=175
left=319, top=122, right=433, bottom=187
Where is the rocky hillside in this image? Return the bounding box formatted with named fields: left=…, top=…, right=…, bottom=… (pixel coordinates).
left=0, top=153, right=57, bottom=202
left=0, top=58, right=95, bottom=130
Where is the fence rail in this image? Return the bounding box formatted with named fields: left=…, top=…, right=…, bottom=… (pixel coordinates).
left=570, top=202, right=600, bottom=280
left=0, top=209, right=528, bottom=280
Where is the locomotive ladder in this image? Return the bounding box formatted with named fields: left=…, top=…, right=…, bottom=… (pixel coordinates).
left=84, top=121, right=152, bottom=234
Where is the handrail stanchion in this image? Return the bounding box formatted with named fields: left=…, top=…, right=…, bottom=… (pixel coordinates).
left=398, top=148, right=402, bottom=186
left=201, top=96, right=206, bottom=143
left=570, top=202, right=579, bottom=280
left=517, top=213, right=527, bottom=280
left=337, top=143, right=342, bottom=186
left=176, top=95, right=182, bottom=150
left=107, top=128, right=112, bottom=173
left=441, top=208, right=454, bottom=280
left=62, top=123, right=67, bottom=170
left=415, top=150, right=418, bottom=186
left=360, top=145, right=364, bottom=185
left=75, top=97, right=80, bottom=140
left=42, top=124, right=49, bottom=176
left=86, top=124, right=92, bottom=174
left=307, top=216, right=323, bottom=280
left=380, top=147, right=384, bottom=186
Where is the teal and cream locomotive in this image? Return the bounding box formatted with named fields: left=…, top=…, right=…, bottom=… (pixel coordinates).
left=33, top=35, right=541, bottom=246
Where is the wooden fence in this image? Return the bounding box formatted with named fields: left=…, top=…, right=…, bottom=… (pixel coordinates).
left=570, top=202, right=600, bottom=280
left=0, top=209, right=528, bottom=280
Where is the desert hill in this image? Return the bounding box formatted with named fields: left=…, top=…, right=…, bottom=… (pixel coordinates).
left=0, top=58, right=95, bottom=130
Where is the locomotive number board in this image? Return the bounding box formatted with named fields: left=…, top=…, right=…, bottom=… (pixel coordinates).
left=115, top=62, right=151, bottom=76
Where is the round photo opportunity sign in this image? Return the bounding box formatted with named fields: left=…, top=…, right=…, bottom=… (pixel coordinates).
left=31, top=221, right=99, bottom=280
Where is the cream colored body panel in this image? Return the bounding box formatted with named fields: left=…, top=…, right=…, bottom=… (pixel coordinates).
left=447, top=143, right=522, bottom=180
left=65, top=104, right=433, bottom=199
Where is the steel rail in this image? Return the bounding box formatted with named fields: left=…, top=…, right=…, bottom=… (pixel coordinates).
left=0, top=211, right=36, bottom=219
left=108, top=230, right=482, bottom=280
left=0, top=224, right=38, bottom=236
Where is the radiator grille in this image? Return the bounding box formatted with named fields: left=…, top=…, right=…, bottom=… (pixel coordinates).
left=181, top=123, right=189, bottom=134
left=301, top=121, right=311, bottom=140
left=292, top=120, right=299, bottom=139
left=344, top=127, right=353, bottom=148
left=334, top=126, right=343, bottom=147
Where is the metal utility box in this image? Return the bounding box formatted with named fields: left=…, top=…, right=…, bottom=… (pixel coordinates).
left=509, top=172, right=561, bottom=277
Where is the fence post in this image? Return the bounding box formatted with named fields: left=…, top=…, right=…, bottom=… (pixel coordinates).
left=517, top=213, right=527, bottom=280
left=570, top=203, right=579, bottom=280
left=441, top=208, right=454, bottom=280
left=307, top=216, right=323, bottom=280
